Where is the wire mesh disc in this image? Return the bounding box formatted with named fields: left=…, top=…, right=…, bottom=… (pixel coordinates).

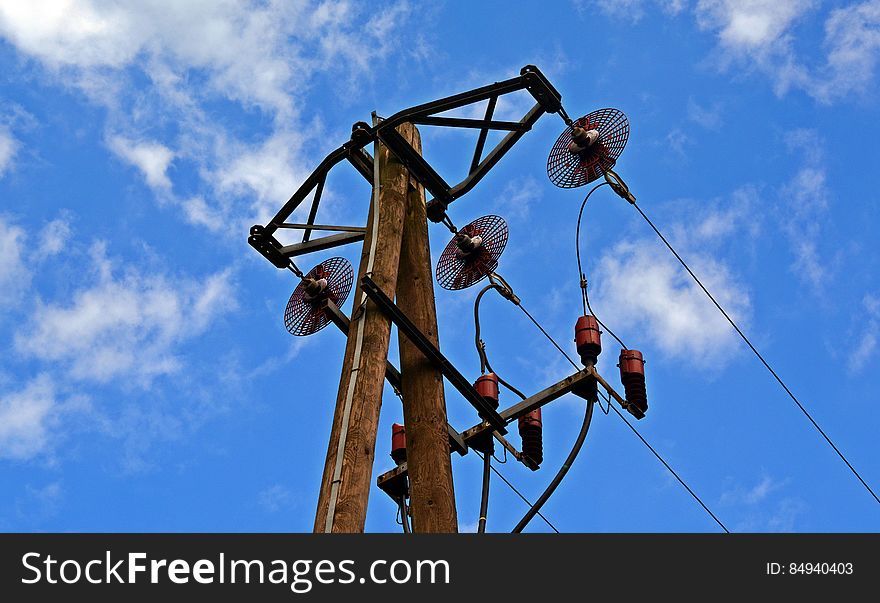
left=547, top=108, right=629, bottom=188
left=436, top=215, right=509, bottom=290
left=284, top=257, right=354, bottom=336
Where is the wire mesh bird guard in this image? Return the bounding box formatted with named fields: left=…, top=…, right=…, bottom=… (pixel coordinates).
left=547, top=107, right=629, bottom=188
left=436, top=215, right=509, bottom=290
left=284, top=257, right=354, bottom=336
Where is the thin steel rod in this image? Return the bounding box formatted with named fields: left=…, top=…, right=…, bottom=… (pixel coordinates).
left=302, top=176, right=326, bottom=243
left=470, top=95, right=498, bottom=174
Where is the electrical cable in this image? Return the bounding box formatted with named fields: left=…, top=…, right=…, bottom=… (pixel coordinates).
left=477, top=450, right=560, bottom=533
left=474, top=282, right=529, bottom=399
left=512, top=398, right=595, bottom=533
left=478, top=451, right=492, bottom=533
left=597, top=389, right=612, bottom=415
left=517, top=301, right=582, bottom=372
left=485, top=356, right=528, bottom=400
left=473, top=283, right=530, bottom=533
left=474, top=283, right=504, bottom=374
left=575, top=181, right=627, bottom=349
left=632, top=201, right=880, bottom=507
left=397, top=496, right=411, bottom=533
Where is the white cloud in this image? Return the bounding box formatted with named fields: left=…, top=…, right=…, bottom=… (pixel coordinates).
left=696, top=0, right=880, bottom=102
left=779, top=128, right=831, bottom=292
left=492, top=176, right=542, bottom=222
left=0, top=375, right=56, bottom=460
left=0, top=215, right=30, bottom=308
left=592, top=0, right=880, bottom=103
left=695, top=0, right=815, bottom=96
left=257, top=484, right=294, bottom=513
left=38, top=217, right=72, bottom=256
left=213, top=129, right=311, bottom=228
left=582, top=0, right=688, bottom=21
left=849, top=294, right=880, bottom=373
left=719, top=474, right=804, bottom=531
left=665, top=127, right=692, bottom=158
left=0, top=0, right=416, bottom=232
left=0, top=126, right=16, bottom=176
left=588, top=189, right=757, bottom=364
left=720, top=474, right=784, bottom=505
left=697, top=0, right=813, bottom=50
left=814, top=1, right=880, bottom=102
left=108, top=135, right=175, bottom=190
left=686, top=97, right=724, bottom=130
left=15, top=242, right=237, bottom=385
left=0, top=0, right=303, bottom=116
left=592, top=240, right=749, bottom=363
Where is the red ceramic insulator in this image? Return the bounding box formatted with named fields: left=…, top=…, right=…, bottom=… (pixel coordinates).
left=391, top=423, right=407, bottom=465
left=518, top=409, right=543, bottom=467
left=575, top=315, right=602, bottom=365
left=474, top=373, right=500, bottom=409
left=618, top=349, right=647, bottom=414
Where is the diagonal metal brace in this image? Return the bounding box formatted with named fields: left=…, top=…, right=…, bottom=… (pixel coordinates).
left=322, top=299, right=468, bottom=456
left=360, top=275, right=507, bottom=433
left=277, top=231, right=365, bottom=258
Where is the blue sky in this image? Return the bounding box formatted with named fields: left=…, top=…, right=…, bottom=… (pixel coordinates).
left=1, top=0, right=879, bottom=533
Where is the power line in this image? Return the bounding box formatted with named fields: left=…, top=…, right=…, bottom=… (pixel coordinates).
left=477, top=450, right=560, bottom=533
left=632, top=201, right=880, bottom=507
left=607, top=402, right=729, bottom=533
left=517, top=301, right=581, bottom=372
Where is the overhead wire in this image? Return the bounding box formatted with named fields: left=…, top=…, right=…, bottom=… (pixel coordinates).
left=608, top=401, right=729, bottom=533
left=631, top=200, right=880, bottom=507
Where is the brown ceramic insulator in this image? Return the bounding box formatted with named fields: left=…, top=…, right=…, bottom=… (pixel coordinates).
left=518, top=409, right=543, bottom=467
left=575, top=314, right=602, bottom=365
left=619, top=349, right=647, bottom=414
left=391, top=423, right=407, bottom=465
left=474, top=373, right=500, bottom=409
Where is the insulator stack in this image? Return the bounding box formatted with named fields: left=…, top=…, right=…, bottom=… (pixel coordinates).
left=390, top=423, right=407, bottom=465
left=575, top=315, right=602, bottom=366
left=619, top=349, right=648, bottom=414
left=518, top=409, right=543, bottom=467
left=474, top=373, right=500, bottom=409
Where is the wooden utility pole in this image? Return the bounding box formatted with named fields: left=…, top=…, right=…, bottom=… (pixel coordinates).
left=313, top=122, right=414, bottom=533
left=396, top=127, right=458, bottom=533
